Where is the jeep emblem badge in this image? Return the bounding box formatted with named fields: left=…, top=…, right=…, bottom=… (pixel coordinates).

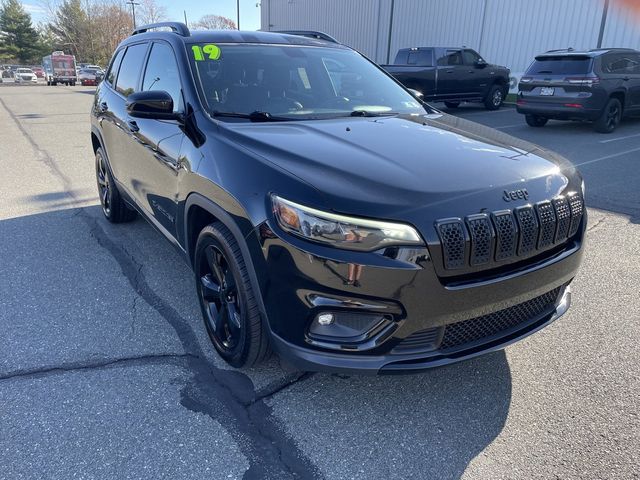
left=503, top=188, right=529, bottom=202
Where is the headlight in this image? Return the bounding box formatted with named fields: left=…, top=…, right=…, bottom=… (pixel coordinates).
left=272, top=195, right=424, bottom=251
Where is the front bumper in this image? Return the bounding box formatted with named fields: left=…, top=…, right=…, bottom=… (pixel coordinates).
left=256, top=210, right=584, bottom=374
left=272, top=286, right=571, bottom=374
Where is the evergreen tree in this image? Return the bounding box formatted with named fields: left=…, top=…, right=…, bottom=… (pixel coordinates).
left=0, top=0, right=42, bottom=63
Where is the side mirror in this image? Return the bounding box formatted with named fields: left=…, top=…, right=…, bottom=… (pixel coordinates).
left=475, top=59, right=487, bottom=68
left=407, top=88, right=424, bottom=100
left=126, top=91, right=178, bottom=120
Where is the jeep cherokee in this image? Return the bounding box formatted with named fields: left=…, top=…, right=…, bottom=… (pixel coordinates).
left=90, top=23, right=585, bottom=373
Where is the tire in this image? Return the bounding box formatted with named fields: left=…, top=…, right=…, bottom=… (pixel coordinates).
left=95, top=147, right=136, bottom=223
left=593, top=97, right=622, bottom=133
left=525, top=114, right=548, bottom=127
left=484, top=84, right=505, bottom=110
left=195, top=222, right=271, bottom=368
left=46, top=80, right=50, bottom=86
left=444, top=101, right=460, bottom=109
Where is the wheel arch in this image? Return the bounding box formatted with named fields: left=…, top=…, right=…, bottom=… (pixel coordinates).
left=609, top=90, right=626, bottom=113
left=184, top=193, right=270, bottom=326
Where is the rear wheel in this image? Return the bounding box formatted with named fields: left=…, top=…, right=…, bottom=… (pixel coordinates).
left=195, top=222, right=270, bottom=368
left=525, top=114, right=548, bottom=127
left=593, top=97, right=622, bottom=133
left=95, top=147, right=136, bottom=223
left=484, top=84, right=505, bottom=110
left=444, top=101, right=460, bottom=109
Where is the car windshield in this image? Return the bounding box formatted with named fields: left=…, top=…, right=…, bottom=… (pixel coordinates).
left=188, top=43, right=426, bottom=120
left=528, top=56, right=592, bottom=75
left=17, top=69, right=33, bottom=73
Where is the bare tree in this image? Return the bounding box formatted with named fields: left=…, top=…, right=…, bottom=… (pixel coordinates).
left=137, top=0, right=166, bottom=25
left=192, top=14, right=236, bottom=30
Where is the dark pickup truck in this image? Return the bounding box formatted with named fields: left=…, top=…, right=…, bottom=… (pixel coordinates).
left=382, top=47, right=510, bottom=110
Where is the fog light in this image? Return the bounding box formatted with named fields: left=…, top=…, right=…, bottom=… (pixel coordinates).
left=317, top=313, right=335, bottom=326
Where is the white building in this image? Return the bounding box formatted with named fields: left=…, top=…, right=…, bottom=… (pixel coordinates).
left=261, top=0, right=640, bottom=90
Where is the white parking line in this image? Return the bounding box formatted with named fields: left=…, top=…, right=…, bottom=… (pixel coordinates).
left=599, top=133, right=640, bottom=144
left=494, top=123, right=524, bottom=129
left=576, top=146, right=640, bottom=166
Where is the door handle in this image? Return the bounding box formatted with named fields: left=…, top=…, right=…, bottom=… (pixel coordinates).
left=623, top=76, right=630, bottom=81
left=446, top=70, right=453, bottom=73
left=127, top=120, right=139, bottom=132
left=98, top=101, right=108, bottom=113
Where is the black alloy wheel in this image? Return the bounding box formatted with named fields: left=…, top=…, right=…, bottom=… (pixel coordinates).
left=195, top=223, right=270, bottom=367
left=199, top=243, right=242, bottom=352
left=96, top=149, right=111, bottom=217
left=95, top=147, right=136, bottom=223
left=594, top=98, right=622, bottom=133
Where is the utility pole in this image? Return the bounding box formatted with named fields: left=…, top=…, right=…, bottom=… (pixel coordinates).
left=237, top=0, right=240, bottom=30
left=127, top=0, right=140, bottom=28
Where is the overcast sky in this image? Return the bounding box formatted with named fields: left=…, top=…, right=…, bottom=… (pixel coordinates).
left=20, top=0, right=262, bottom=31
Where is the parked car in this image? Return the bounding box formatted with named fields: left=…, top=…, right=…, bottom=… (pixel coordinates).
left=382, top=47, right=510, bottom=110
left=517, top=48, right=640, bottom=133
left=14, top=68, right=38, bottom=83
left=78, top=67, right=104, bottom=85
left=32, top=66, right=45, bottom=78
left=91, top=24, right=585, bottom=373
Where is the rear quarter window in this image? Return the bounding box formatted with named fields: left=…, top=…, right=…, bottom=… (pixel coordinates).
left=527, top=56, right=592, bottom=75
left=106, top=49, right=125, bottom=85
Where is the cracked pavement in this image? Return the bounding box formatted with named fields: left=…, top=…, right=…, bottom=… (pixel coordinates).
left=0, top=85, right=638, bottom=479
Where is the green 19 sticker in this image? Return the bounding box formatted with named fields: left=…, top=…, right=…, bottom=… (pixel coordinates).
left=192, top=44, right=221, bottom=61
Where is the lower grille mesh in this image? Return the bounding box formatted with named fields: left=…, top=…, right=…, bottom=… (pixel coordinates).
left=439, top=287, right=562, bottom=350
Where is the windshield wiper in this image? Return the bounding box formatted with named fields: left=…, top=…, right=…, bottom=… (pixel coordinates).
left=212, top=110, right=293, bottom=122
left=349, top=110, right=399, bottom=117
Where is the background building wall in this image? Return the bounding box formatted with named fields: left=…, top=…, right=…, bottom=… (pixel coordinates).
left=262, top=0, right=640, bottom=90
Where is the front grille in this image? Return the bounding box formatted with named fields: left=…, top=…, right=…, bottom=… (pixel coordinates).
left=440, top=287, right=562, bottom=350
left=436, top=193, right=583, bottom=271
left=393, top=287, right=562, bottom=354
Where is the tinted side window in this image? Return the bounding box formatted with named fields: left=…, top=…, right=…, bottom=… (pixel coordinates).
left=438, top=50, right=463, bottom=66
left=106, top=49, right=124, bottom=85
left=115, top=43, right=148, bottom=97
left=602, top=53, right=639, bottom=74
left=463, top=50, right=481, bottom=65
left=142, top=42, right=183, bottom=112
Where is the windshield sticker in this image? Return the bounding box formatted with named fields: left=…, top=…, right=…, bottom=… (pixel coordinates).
left=192, top=44, right=221, bottom=61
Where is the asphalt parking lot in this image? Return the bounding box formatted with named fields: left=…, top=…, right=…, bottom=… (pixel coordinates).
left=0, top=85, right=638, bottom=480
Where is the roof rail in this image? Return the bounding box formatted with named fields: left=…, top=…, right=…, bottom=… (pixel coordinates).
left=273, top=30, right=339, bottom=43
left=132, top=22, right=190, bottom=37
left=545, top=47, right=574, bottom=53
left=589, top=47, right=636, bottom=52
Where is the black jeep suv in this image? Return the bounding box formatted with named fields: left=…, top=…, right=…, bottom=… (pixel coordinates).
left=517, top=48, right=640, bottom=133
left=91, top=23, right=585, bottom=373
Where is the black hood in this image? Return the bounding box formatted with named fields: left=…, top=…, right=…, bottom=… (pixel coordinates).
left=220, top=112, right=578, bottom=223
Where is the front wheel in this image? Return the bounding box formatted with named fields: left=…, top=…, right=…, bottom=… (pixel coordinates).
left=484, top=85, right=505, bottom=110
left=593, top=98, right=622, bottom=133
left=195, top=222, right=270, bottom=368
left=525, top=114, right=548, bottom=127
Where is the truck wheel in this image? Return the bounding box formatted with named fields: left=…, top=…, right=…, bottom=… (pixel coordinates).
left=444, top=101, right=460, bottom=109
left=195, top=222, right=271, bottom=368
left=95, top=147, right=137, bottom=223
left=525, top=114, right=548, bottom=127
left=484, top=85, right=505, bottom=110
left=593, top=98, right=622, bottom=133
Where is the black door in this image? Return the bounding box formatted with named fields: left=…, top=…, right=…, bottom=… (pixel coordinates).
left=436, top=49, right=466, bottom=99
left=462, top=49, right=489, bottom=97
left=124, top=41, right=185, bottom=237
left=627, top=53, right=640, bottom=110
